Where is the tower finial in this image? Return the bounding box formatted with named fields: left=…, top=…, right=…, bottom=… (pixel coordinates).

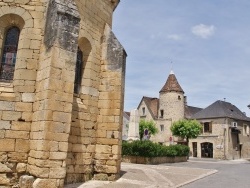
left=170, top=61, right=174, bottom=74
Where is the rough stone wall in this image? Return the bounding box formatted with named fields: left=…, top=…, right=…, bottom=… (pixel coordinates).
left=190, top=118, right=250, bottom=159
left=0, top=0, right=125, bottom=187
left=158, top=92, right=184, bottom=122
left=0, top=1, right=45, bottom=187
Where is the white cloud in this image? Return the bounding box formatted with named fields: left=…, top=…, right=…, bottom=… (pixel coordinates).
left=167, top=34, right=182, bottom=41
left=191, top=24, right=216, bottom=39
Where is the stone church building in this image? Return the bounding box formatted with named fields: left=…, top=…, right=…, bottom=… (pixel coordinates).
left=0, top=0, right=126, bottom=187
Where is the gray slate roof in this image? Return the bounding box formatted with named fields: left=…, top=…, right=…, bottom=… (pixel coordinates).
left=193, top=100, right=250, bottom=121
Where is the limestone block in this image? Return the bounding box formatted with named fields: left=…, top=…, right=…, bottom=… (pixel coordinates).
left=0, top=162, right=12, bottom=173
left=0, top=139, right=15, bottom=152
left=16, top=163, right=27, bottom=173
left=86, top=145, right=95, bottom=153
left=96, top=138, right=119, bottom=145
left=58, top=142, right=68, bottom=152
left=0, top=130, right=4, bottom=139
left=112, top=145, right=120, bottom=155
left=0, top=153, right=7, bottom=162
left=105, top=165, right=118, bottom=173
left=15, top=102, right=33, bottom=112
left=52, top=112, right=71, bottom=123
left=8, top=152, right=28, bottom=162
left=27, top=165, right=49, bottom=178
left=106, top=160, right=117, bottom=166
left=0, top=174, right=10, bottom=185
left=49, top=152, right=67, bottom=160
left=32, top=178, right=57, bottom=188
left=5, top=130, right=29, bottom=139
left=14, top=85, right=35, bottom=93
left=21, top=112, right=33, bottom=122
left=0, top=121, right=11, bottom=130
left=19, top=175, right=34, bottom=188
left=29, top=150, right=49, bottom=160
left=15, top=139, right=30, bottom=152
left=21, top=93, right=35, bottom=102
left=95, top=145, right=111, bottom=154
left=48, top=141, right=59, bottom=152
left=72, top=144, right=86, bottom=153
left=96, top=130, right=106, bottom=138
left=11, top=122, right=31, bottom=131
left=49, top=167, right=66, bottom=179
left=46, top=132, right=69, bottom=142
left=0, top=92, right=15, bottom=101
left=2, top=111, right=21, bottom=121
left=0, top=101, right=14, bottom=110
left=93, top=173, right=108, bottom=181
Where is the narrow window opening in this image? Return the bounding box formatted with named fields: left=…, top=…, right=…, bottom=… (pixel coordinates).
left=160, top=124, right=164, bottom=132
left=160, top=109, right=164, bottom=118
left=74, top=47, right=83, bottom=94
left=142, top=107, right=145, bottom=115
left=0, top=26, right=20, bottom=82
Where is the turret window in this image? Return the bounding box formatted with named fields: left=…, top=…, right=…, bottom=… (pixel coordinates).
left=0, top=26, right=20, bottom=82
left=160, top=110, right=164, bottom=118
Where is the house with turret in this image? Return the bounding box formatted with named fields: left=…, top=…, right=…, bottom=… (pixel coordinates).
left=137, top=70, right=200, bottom=144
left=136, top=70, right=250, bottom=160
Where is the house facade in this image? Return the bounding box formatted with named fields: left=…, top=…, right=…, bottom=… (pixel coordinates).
left=0, top=0, right=126, bottom=187
left=137, top=71, right=250, bottom=160
left=137, top=71, right=200, bottom=144
left=190, top=100, right=250, bottom=160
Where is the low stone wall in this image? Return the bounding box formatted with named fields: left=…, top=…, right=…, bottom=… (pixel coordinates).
left=122, top=156, right=187, bottom=164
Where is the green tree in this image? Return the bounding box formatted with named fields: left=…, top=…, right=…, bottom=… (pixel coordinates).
left=139, top=119, right=158, bottom=140
left=170, top=119, right=202, bottom=146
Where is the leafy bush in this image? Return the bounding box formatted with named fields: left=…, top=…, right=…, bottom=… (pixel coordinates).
left=122, top=140, right=189, bottom=157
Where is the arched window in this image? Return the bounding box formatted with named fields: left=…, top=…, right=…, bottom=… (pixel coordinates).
left=0, top=26, right=20, bottom=82
left=74, top=47, right=83, bottom=94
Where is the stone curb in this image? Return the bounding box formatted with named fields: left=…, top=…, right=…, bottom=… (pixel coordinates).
left=176, top=169, right=218, bottom=187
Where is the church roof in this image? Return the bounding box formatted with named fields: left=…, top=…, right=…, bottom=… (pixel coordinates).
left=160, top=71, right=184, bottom=94
left=192, top=100, right=250, bottom=121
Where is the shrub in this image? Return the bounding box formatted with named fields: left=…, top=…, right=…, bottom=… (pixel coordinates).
left=122, top=140, right=189, bottom=157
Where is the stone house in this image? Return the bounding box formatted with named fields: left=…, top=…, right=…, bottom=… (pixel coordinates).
left=190, top=100, right=250, bottom=160
left=137, top=70, right=200, bottom=144
left=0, top=0, right=126, bottom=187
left=137, top=71, right=250, bottom=160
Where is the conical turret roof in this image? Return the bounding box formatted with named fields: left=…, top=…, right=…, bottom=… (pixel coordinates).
left=159, top=71, right=184, bottom=93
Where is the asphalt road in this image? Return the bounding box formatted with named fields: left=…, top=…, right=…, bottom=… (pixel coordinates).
left=162, top=158, right=250, bottom=188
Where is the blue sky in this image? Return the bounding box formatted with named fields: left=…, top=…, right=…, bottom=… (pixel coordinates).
left=113, top=0, right=250, bottom=116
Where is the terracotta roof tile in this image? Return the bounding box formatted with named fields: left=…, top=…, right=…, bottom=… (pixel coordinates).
left=160, top=72, right=184, bottom=93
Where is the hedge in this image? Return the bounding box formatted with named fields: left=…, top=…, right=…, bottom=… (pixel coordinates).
left=122, top=140, right=189, bottom=157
